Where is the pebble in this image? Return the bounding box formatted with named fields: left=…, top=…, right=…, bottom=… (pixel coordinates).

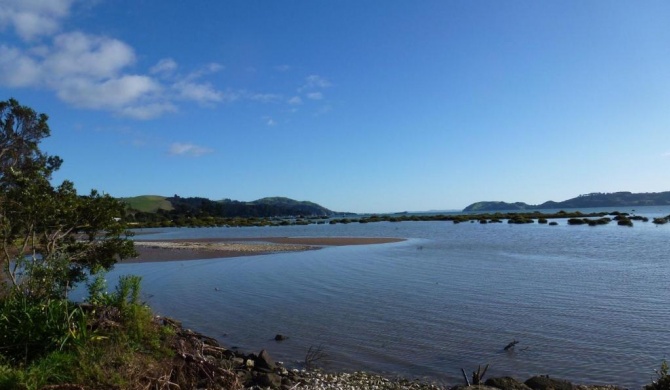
left=247, top=369, right=446, bottom=390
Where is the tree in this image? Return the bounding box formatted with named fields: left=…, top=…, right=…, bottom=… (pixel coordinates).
left=0, top=98, right=62, bottom=184
left=0, top=98, right=136, bottom=299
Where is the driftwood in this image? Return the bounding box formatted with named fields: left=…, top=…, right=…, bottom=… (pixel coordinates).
left=472, top=364, right=489, bottom=385
left=504, top=339, right=519, bottom=351
left=461, top=368, right=470, bottom=386
left=305, top=344, right=328, bottom=370
left=461, top=364, right=489, bottom=385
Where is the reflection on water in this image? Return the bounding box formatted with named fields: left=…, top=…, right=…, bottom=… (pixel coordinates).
left=78, top=206, right=670, bottom=388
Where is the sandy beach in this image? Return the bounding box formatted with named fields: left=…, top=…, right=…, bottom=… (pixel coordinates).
left=127, top=237, right=405, bottom=263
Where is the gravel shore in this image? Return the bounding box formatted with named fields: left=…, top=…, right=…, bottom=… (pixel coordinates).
left=279, top=370, right=446, bottom=390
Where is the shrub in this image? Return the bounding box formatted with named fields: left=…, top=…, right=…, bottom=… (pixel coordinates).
left=646, top=360, right=670, bottom=390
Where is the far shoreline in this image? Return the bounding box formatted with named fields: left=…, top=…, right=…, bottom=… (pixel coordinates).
left=125, top=236, right=405, bottom=263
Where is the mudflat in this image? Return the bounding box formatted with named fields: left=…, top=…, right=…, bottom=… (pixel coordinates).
left=126, top=237, right=404, bottom=263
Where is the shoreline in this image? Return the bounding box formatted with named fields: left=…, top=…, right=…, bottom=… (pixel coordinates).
left=125, top=236, right=637, bottom=389
left=160, top=316, right=629, bottom=390
left=126, top=236, right=405, bottom=263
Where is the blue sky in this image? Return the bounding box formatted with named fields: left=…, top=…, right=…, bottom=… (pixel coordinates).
left=1, top=1, right=668, bottom=213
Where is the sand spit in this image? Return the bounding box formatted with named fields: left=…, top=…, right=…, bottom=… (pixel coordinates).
left=126, top=237, right=404, bottom=263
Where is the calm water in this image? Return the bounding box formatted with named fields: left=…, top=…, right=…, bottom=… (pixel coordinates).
left=79, top=206, right=670, bottom=388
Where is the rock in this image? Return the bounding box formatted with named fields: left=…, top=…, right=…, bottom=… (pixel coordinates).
left=450, top=386, right=499, bottom=390
left=275, top=334, right=288, bottom=341
left=486, top=377, right=533, bottom=390
left=223, top=349, right=237, bottom=359
left=237, top=370, right=252, bottom=385
left=574, top=386, right=623, bottom=390
left=255, top=349, right=277, bottom=372
left=525, top=375, right=573, bottom=390
left=255, top=372, right=282, bottom=388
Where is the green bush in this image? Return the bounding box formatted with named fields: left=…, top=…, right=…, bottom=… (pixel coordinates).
left=0, top=293, right=85, bottom=364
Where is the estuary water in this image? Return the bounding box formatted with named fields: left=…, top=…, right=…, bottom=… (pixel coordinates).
left=81, top=206, right=670, bottom=388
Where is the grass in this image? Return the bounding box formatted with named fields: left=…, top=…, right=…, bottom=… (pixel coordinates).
left=0, top=276, right=180, bottom=390
left=120, top=195, right=173, bottom=212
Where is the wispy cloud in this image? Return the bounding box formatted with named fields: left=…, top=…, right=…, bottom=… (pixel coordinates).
left=266, top=118, right=276, bottom=126
left=169, top=142, right=213, bottom=157
left=120, top=103, right=177, bottom=120
left=315, top=104, right=332, bottom=116
left=307, top=92, right=323, bottom=100
left=150, top=58, right=178, bottom=75
left=301, top=74, right=331, bottom=90
left=173, top=80, right=222, bottom=103
left=274, top=64, right=291, bottom=72
left=184, top=62, right=224, bottom=81
left=245, top=92, right=282, bottom=103
left=288, top=96, right=303, bottom=105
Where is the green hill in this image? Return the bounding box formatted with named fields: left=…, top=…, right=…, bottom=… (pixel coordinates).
left=463, top=191, right=670, bottom=212
left=120, top=195, right=173, bottom=212
left=123, top=195, right=335, bottom=218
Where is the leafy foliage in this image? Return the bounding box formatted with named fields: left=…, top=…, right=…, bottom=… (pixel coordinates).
left=0, top=98, right=136, bottom=298
left=0, top=98, right=62, bottom=184
left=0, top=276, right=175, bottom=390
left=0, top=292, right=85, bottom=363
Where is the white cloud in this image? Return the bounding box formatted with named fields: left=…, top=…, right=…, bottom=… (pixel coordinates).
left=120, top=103, right=177, bottom=120
left=246, top=92, right=282, bottom=103
left=45, top=32, right=136, bottom=79
left=0, top=1, right=330, bottom=120
left=173, top=80, right=222, bottom=103
left=57, top=74, right=161, bottom=109
left=0, top=28, right=228, bottom=117
left=0, top=31, right=170, bottom=116
left=169, top=142, right=213, bottom=157
left=0, top=0, right=75, bottom=40
left=205, top=62, right=224, bottom=73
left=266, top=118, right=276, bottom=126
left=150, top=58, right=178, bottom=75
left=0, top=44, right=41, bottom=86
left=288, top=96, right=303, bottom=105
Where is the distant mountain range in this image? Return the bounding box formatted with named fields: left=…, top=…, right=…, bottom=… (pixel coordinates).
left=463, top=191, right=670, bottom=212
left=121, top=195, right=337, bottom=217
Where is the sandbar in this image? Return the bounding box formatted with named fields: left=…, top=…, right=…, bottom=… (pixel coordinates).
left=126, top=236, right=404, bottom=263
